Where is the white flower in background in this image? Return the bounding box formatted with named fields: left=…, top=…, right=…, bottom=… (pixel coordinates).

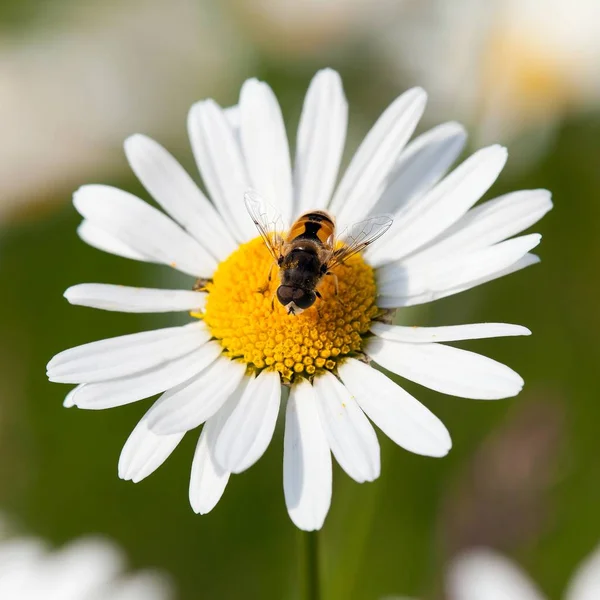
left=0, top=534, right=172, bottom=599
left=0, top=0, right=249, bottom=222
left=381, top=0, right=600, bottom=152
left=448, top=546, right=600, bottom=600
left=47, top=68, right=551, bottom=531
left=225, top=0, right=401, bottom=57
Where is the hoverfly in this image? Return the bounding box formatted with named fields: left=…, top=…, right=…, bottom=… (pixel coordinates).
left=244, top=190, right=393, bottom=315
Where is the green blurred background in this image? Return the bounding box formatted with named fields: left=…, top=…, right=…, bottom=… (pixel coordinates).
left=0, top=0, right=599, bottom=598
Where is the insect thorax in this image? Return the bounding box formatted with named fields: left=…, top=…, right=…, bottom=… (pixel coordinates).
left=280, top=246, right=322, bottom=289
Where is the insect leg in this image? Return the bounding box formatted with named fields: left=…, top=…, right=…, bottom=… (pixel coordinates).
left=258, top=262, right=277, bottom=294
left=325, top=272, right=346, bottom=307
left=270, top=286, right=279, bottom=311
left=325, top=271, right=339, bottom=296
left=193, top=278, right=212, bottom=291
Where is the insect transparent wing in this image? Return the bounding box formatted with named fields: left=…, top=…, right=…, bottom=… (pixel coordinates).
left=244, top=189, right=286, bottom=261
left=328, top=215, right=393, bottom=269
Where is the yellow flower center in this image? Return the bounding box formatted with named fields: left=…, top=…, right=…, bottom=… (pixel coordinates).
left=195, top=237, right=379, bottom=382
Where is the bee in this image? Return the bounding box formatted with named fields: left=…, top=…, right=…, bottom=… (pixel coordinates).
left=244, top=190, right=393, bottom=315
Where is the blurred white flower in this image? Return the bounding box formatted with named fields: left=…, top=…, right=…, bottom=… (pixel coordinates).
left=447, top=546, right=600, bottom=600
left=226, top=0, right=403, bottom=57
left=0, top=0, right=251, bottom=222
left=381, top=0, right=600, bottom=153
left=0, top=534, right=173, bottom=600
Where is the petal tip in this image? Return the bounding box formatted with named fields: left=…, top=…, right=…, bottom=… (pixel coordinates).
left=72, top=186, right=87, bottom=208
left=430, top=447, right=451, bottom=459
left=444, top=120, right=467, bottom=135
left=479, top=144, right=508, bottom=161
left=411, top=86, right=428, bottom=105
left=124, top=133, right=147, bottom=148
left=240, top=77, right=264, bottom=96
left=508, top=376, right=525, bottom=397
left=290, top=517, right=324, bottom=532
left=189, top=499, right=216, bottom=516
left=63, top=286, right=79, bottom=303
left=212, top=446, right=234, bottom=474
left=63, top=394, right=77, bottom=408
left=317, top=66, right=341, bottom=79
left=117, top=467, right=130, bottom=481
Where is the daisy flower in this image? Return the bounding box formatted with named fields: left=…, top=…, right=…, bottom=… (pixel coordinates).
left=47, top=68, right=551, bottom=531
left=0, top=0, right=248, bottom=215
left=447, top=546, right=600, bottom=600
left=0, top=534, right=172, bottom=599
left=380, top=0, right=600, bottom=151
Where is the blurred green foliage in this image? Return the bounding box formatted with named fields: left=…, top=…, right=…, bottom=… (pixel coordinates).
left=0, top=40, right=599, bottom=600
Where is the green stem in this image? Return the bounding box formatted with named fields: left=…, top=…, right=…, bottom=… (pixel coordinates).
left=302, top=530, right=321, bottom=600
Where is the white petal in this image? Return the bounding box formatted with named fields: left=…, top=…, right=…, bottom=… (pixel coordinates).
left=239, top=79, right=293, bottom=225
left=329, top=87, right=427, bottom=228
left=188, top=99, right=256, bottom=242
left=566, top=544, right=600, bottom=600
left=65, top=284, right=206, bottom=313
left=377, top=252, right=540, bottom=308
left=407, top=189, right=552, bottom=265
left=189, top=429, right=230, bottom=515
left=73, top=184, right=216, bottom=278
left=294, top=68, right=348, bottom=215
left=77, top=221, right=154, bottom=262
left=214, top=370, right=281, bottom=473
left=63, top=386, right=81, bottom=408
left=338, top=359, right=451, bottom=457
left=366, top=337, right=524, bottom=400
left=189, top=384, right=246, bottom=515
left=371, top=121, right=466, bottom=217
left=118, top=412, right=185, bottom=483
left=146, top=357, right=247, bottom=435
left=312, top=371, right=380, bottom=483
left=71, top=342, right=222, bottom=410
left=284, top=378, right=332, bottom=531
left=448, top=550, right=545, bottom=600
left=376, top=234, right=541, bottom=300
left=224, top=105, right=240, bottom=132
left=48, top=322, right=203, bottom=369
left=368, top=145, right=508, bottom=267
left=124, top=134, right=236, bottom=260
left=47, top=323, right=208, bottom=384
left=370, top=322, right=531, bottom=343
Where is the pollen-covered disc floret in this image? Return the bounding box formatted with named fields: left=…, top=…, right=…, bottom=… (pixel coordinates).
left=199, top=237, right=378, bottom=382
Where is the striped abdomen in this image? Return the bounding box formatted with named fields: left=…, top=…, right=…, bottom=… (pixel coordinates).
left=286, top=211, right=335, bottom=246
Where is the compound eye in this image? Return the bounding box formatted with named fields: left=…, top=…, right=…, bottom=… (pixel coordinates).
left=293, top=289, right=316, bottom=310
left=276, top=285, right=294, bottom=306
